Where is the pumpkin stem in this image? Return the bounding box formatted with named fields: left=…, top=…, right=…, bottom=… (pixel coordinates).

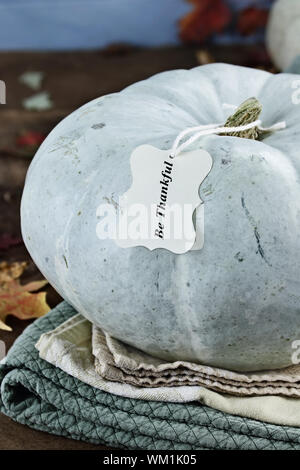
left=223, top=97, right=262, bottom=140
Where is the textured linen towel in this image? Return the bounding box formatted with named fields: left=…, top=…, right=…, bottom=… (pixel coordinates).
left=2, top=302, right=300, bottom=449
left=38, top=309, right=300, bottom=398
left=35, top=306, right=300, bottom=429
left=91, top=325, right=300, bottom=397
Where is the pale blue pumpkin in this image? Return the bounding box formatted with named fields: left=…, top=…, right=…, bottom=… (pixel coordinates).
left=21, top=64, right=300, bottom=371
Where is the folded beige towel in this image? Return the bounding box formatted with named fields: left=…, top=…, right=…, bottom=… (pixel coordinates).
left=36, top=313, right=300, bottom=428
left=93, top=325, right=300, bottom=397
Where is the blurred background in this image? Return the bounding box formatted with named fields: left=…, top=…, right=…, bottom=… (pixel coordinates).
left=1, top=0, right=299, bottom=450
left=0, top=0, right=273, bottom=49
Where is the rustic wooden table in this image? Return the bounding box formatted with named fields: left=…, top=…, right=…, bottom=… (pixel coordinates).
left=0, top=44, right=270, bottom=450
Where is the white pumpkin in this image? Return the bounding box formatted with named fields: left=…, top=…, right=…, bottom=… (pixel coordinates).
left=21, top=63, right=300, bottom=371
left=267, top=0, right=300, bottom=71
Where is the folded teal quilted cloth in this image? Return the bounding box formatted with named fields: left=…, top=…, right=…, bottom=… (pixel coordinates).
left=1, top=301, right=300, bottom=450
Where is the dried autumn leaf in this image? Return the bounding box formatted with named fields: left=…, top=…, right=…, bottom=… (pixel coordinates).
left=16, top=131, right=45, bottom=148
left=0, top=261, right=50, bottom=331
left=0, top=261, right=27, bottom=283
left=238, top=7, right=269, bottom=36
left=0, top=318, right=11, bottom=331
left=179, top=0, right=231, bottom=43
left=0, top=234, right=23, bottom=251
left=14, top=131, right=46, bottom=158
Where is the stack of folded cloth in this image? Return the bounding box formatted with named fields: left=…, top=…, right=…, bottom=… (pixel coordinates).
left=2, top=301, right=300, bottom=450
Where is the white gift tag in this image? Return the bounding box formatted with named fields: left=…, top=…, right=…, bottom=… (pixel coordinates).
left=115, top=144, right=212, bottom=254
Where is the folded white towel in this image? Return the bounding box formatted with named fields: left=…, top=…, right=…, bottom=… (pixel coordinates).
left=36, top=313, right=300, bottom=428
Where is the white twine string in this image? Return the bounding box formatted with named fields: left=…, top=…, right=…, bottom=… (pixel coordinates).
left=170, top=119, right=286, bottom=158
left=222, top=103, right=238, bottom=110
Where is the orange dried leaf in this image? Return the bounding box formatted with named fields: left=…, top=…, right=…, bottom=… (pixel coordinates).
left=18, top=279, right=48, bottom=293
left=0, top=318, right=12, bottom=332
left=238, top=7, right=269, bottom=36
left=0, top=261, right=27, bottom=283
left=0, top=262, right=50, bottom=331
left=179, top=0, right=231, bottom=44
